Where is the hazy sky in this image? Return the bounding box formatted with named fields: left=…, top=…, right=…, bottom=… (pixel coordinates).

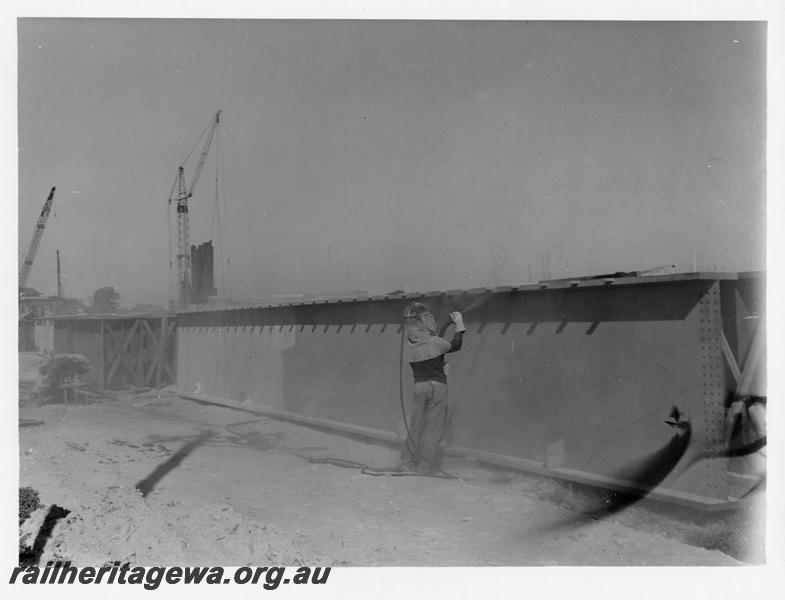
left=18, top=20, right=766, bottom=306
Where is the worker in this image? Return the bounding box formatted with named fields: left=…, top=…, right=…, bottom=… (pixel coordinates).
left=399, top=302, right=466, bottom=473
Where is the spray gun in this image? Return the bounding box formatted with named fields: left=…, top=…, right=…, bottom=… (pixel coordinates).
left=436, top=294, right=487, bottom=336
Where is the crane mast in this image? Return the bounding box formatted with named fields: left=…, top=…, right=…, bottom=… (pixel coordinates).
left=19, top=186, right=56, bottom=290
left=171, top=110, right=221, bottom=308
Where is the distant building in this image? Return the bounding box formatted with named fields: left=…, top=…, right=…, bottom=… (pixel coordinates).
left=20, top=295, right=63, bottom=319
left=190, top=241, right=217, bottom=304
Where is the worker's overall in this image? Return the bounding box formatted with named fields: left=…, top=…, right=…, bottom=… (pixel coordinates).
left=400, top=380, right=451, bottom=471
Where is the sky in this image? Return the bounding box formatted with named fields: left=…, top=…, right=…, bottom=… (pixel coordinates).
left=17, top=19, right=766, bottom=306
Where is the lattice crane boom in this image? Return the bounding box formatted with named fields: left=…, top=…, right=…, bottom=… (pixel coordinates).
left=19, top=186, right=56, bottom=290
left=189, top=109, right=221, bottom=196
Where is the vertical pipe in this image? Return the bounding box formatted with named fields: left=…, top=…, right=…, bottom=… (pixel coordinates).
left=56, top=250, right=62, bottom=298
left=138, top=320, right=145, bottom=386
left=99, top=319, right=105, bottom=389
left=157, top=316, right=168, bottom=387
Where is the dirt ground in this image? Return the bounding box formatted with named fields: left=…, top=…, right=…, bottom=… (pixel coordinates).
left=18, top=354, right=759, bottom=567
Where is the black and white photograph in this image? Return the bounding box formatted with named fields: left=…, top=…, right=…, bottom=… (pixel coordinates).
left=8, top=3, right=782, bottom=597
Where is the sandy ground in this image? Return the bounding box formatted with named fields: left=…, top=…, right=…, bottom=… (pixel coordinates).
left=18, top=354, right=750, bottom=567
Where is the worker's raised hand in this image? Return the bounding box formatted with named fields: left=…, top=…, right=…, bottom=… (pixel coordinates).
left=450, top=311, right=466, bottom=333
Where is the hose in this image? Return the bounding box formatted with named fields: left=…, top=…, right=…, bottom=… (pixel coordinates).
left=399, top=313, right=414, bottom=452
left=224, top=417, right=459, bottom=480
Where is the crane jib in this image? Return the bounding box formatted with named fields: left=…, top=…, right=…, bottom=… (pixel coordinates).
left=19, top=186, right=56, bottom=289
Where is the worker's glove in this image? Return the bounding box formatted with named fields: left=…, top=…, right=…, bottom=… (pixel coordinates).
left=450, top=311, right=466, bottom=333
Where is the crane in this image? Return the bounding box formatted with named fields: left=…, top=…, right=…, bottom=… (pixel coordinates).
left=19, top=186, right=56, bottom=291
left=168, top=110, right=221, bottom=308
